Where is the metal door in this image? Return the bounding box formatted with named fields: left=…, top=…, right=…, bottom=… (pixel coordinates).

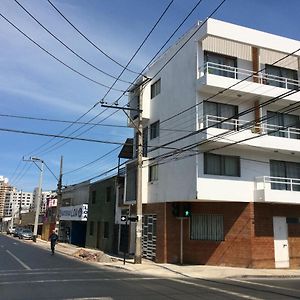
left=273, top=216, right=289, bottom=268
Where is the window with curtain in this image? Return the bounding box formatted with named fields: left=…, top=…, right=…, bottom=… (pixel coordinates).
left=149, top=164, right=158, bottom=182
left=267, top=111, right=300, bottom=139
left=204, top=101, right=238, bottom=130
left=270, top=160, right=300, bottom=191
left=265, top=65, right=298, bottom=90
left=205, top=51, right=237, bottom=78
left=204, top=153, right=240, bottom=177
left=151, top=79, right=161, bottom=98
left=150, top=121, right=160, bottom=139
left=190, top=214, right=224, bottom=241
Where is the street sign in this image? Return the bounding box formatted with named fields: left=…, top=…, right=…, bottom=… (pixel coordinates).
left=128, top=216, right=138, bottom=222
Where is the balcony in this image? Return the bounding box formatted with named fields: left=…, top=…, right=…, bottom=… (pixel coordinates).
left=199, top=115, right=300, bottom=153
left=197, top=62, right=300, bottom=102
left=255, top=176, right=300, bottom=204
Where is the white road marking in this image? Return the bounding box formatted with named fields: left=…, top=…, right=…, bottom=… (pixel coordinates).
left=230, top=278, right=300, bottom=293
left=64, top=298, right=113, bottom=300
left=171, top=278, right=264, bottom=300
left=0, top=277, right=163, bottom=285
left=6, top=250, right=31, bottom=270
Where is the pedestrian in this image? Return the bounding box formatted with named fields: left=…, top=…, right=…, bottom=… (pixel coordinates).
left=48, top=230, right=58, bottom=255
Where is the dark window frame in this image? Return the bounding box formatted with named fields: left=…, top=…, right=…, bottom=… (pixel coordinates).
left=204, top=153, right=240, bottom=177
left=151, top=79, right=161, bottom=99
left=103, top=221, right=109, bottom=239
left=150, top=121, right=160, bottom=140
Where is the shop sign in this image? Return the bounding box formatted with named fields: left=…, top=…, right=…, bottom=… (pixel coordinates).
left=60, top=204, right=88, bottom=221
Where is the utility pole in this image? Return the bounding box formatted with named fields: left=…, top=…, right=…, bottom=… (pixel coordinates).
left=31, top=157, right=44, bottom=242
left=135, top=106, right=143, bottom=264
left=55, top=156, right=63, bottom=235
left=101, top=93, right=144, bottom=264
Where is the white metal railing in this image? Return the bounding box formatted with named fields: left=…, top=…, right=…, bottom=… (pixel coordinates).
left=201, top=115, right=300, bottom=140
left=256, top=176, right=300, bottom=192
left=200, top=62, right=300, bottom=90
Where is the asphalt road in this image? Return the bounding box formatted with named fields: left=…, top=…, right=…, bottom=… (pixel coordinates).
left=1, top=233, right=300, bottom=300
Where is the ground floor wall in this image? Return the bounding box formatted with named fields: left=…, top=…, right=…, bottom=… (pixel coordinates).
left=142, top=202, right=300, bottom=269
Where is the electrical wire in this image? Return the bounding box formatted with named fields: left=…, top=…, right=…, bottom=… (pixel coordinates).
left=47, top=0, right=141, bottom=76
left=0, top=12, right=125, bottom=92
left=14, top=0, right=134, bottom=86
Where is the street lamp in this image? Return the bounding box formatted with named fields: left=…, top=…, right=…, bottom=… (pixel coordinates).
left=30, top=157, right=44, bottom=242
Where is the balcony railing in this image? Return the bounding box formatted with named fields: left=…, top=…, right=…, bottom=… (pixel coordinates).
left=256, top=176, right=300, bottom=192
left=200, top=62, right=300, bottom=90
left=202, top=115, right=300, bottom=140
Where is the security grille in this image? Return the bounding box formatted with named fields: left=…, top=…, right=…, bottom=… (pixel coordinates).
left=142, top=214, right=157, bottom=260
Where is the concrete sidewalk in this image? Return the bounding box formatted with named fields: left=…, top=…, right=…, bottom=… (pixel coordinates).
left=33, top=238, right=300, bottom=279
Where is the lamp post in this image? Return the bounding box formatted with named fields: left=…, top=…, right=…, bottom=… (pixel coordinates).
left=31, top=157, right=44, bottom=242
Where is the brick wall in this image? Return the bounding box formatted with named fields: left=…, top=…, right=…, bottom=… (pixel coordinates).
left=143, top=201, right=300, bottom=268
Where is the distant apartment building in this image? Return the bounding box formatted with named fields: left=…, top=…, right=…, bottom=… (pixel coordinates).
left=4, top=188, right=34, bottom=217
left=125, top=19, right=300, bottom=268
left=0, top=176, right=9, bottom=219
left=33, top=188, right=52, bottom=213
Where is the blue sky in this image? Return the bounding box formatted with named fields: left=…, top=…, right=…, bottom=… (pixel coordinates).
left=0, top=0, right=299, bottom=192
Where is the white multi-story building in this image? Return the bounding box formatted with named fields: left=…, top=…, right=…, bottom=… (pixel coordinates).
left=125, top=19, right=300, bottom=268
left=0, top=176, right=9, bottom=219
left=4, top=188, right=34, bottom=217
left=33, top=188, right=52, bottom=214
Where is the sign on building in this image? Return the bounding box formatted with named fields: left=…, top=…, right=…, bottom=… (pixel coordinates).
left=60, top=204, right=88, bottom=221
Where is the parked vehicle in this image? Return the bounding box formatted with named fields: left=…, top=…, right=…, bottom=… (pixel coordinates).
left=7, top=226, right=16, bottom=235
left=19, top=229, right=33, bottom=240
left=13, top=227, right=23, bottom=237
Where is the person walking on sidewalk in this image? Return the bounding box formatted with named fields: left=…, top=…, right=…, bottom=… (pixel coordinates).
left=48, top=230, right=58, bottom=255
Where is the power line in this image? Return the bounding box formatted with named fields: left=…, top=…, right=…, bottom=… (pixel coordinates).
left=0, top=112, right=128, bottom=128
left=100, top=0, right=174, bottom=103
left=47, top=0, right=141, bottom=76
left=14, top=0, right=134, bottom=86
left=0, top=127, right=128, bottom=145
left=63, top=145, right=121, bottom=175
left=29, top=0, right=174, bottom=157
left=0, top=12, right=125, bottom=92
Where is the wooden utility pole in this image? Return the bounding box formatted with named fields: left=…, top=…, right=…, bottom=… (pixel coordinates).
left=55, top=156, right=63, bottom=234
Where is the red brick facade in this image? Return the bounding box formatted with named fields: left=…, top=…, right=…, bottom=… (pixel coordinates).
left=142, top=202, right=300, bottom=269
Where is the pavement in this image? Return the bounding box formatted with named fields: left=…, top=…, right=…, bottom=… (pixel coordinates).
left=24, top=236, right=300, bottom=279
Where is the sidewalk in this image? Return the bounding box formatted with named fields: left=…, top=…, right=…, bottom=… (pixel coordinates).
left=34, top=238, right=300, bottom=279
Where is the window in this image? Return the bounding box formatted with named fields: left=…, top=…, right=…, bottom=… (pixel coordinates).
left=91, top=191, right=96, bottom=204
left=204, top=101, right=238, bottom=130
left=265, top=65, right=298, bottom=90
left=143, top=127, right=148, bottom=157
left=205, top=51, right=237, bottom=78
left=106, top=186, right=112, bottom=203
left=89, top=221, right=94, bottom=236
left=103, top=222, right=109, bottom=238
left=149, top=165, right=158, bottom=182
left=190, top=214, right=224, bottom=241
left=267, top=111, right=300, bottom=139
left=150, top=121, right=160, bottom=139
left=151, top=79, right=161, bottom=98
left=204, top=153, right=240, bottom=177
left=270, top=160, right=300, bottom=191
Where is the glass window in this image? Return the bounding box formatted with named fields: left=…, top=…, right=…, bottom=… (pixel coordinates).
left=89, top=221, right=94, bottom=236
left=151, top=79, right=161, bottom=99
left=143, top=127, right=148, bottom=157
left=270, top=160, right=300, bottom=191
left=267, top=111, right=300, bottom=139
left=265, top=65, right=298, bottom=89
left=204, top=101, right=238, bottom=130
left=150, top=121, right=160, bottom=139
left=190, top=214, right=224, bottom=241
left=106, top=186, right=112, bottom=203
left=103, top=222, right=109, bottom=238
left=149, top=165, right=158, bottom=182
left=205, top=51, right=237, bottom=78
left=91, top=191, right=96, bottom=204
left=204, top=153, right=240, bottom=177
